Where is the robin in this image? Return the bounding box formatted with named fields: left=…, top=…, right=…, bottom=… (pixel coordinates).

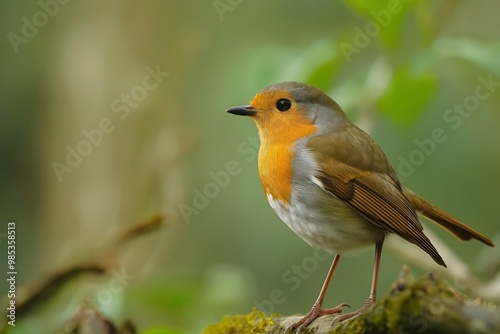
left=226, top=81, right=494, bottom=331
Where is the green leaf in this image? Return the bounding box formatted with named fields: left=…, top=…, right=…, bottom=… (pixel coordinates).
left=306, top=57, right=342, bottom=91
left=286, top=37, right=342, bottom=91
left=342, top=0, right=417, bottom=48
left=377, top=66, right=436, bottom=126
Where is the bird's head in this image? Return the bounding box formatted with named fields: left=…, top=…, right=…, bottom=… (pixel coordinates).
left=226, top=81, right=348, bottom=145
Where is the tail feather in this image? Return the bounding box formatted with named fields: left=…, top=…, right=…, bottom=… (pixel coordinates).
left=403, top=188, right=495, bottom=247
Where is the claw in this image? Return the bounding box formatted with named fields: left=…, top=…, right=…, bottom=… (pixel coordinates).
left=331, top=299, right=374, bottom=325
left=337, top=303, right=351, bottom=310
left=285, top=303, right=350, bottom=332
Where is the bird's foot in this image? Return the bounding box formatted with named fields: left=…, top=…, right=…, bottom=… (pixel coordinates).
left=331, top=297, right=375, bottom=325
left=285, top=303, right=350, bottom=333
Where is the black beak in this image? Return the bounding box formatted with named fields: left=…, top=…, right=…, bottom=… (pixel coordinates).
left=225, top=105, right=256, bottom=116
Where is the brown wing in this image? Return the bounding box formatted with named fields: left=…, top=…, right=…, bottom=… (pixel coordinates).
left=307, top=124, right=400, bottom=181
left=316, top=166, right=446, bottom=267
left=307, top=127, right=446, bottom=267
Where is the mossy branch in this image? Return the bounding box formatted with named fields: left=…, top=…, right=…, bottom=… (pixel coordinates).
left=204, top=266, right=500, bottom=334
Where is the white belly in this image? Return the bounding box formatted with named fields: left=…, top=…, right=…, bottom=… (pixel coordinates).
left=267, top=193, right=385, bottom=254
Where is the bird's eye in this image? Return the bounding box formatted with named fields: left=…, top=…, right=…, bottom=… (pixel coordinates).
left=276, top=98, right=292, bottom=112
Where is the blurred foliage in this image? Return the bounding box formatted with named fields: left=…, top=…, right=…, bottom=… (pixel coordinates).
left=378, top=66, right=436, bottom=126
left=1, top=1, right=500, bottom=334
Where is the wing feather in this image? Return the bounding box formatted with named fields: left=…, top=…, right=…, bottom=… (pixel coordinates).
left=315, top=164, right=446, bottom=267
left=307, top=125, right=446, bottom=267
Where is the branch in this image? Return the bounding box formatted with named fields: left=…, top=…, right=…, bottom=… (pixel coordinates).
left=204, top=266, right=500, bottom=334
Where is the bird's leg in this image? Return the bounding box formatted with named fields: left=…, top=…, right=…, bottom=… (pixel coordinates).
left=332, top=241, right=383, bottom=324
left=286, top=254, right=350, bottom=332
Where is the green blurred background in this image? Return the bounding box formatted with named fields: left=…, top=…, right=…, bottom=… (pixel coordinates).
left=1, top=0, right=499, bottom=333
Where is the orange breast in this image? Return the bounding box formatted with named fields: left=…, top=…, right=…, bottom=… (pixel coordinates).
left=258, top=143, right=294, bottom=203
left=256, top=116, right=317, bottom=203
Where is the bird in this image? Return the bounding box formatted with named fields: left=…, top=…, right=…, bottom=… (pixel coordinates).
left=225, top=81, right=495, bottom=331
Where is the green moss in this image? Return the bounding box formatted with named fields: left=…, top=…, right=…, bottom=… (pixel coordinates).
left=203, top=308, right=275, bottom=334
left=341, top=271, right=491, bottom=334
left=205, top=269, right=499, bottom=334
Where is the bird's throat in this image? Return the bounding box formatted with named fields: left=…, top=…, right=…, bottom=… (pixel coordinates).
left=253, top=111, right=317, bottom=204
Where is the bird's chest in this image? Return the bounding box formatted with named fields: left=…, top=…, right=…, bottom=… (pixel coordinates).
left=258, top=143, right=294, bottom=204
left=266, top=191, right=381, bottom=253
left=260, top=146, right=383, bottom=253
